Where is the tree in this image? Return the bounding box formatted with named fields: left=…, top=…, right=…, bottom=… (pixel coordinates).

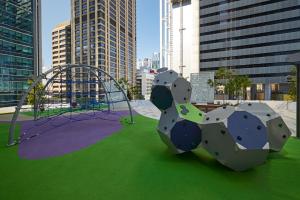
left=129, top=85, right=139, bottom=100
left=27, top=79, right=46, bottom=110
left=208, top=68, right=252, bottom=104
left=227, top=75, right=251, bottom=102
left=118, top=78, right=128, bottom=90
left=211, top=67, right=234, bottom=104
left=288, top=66, right=297, bottom=101
left=240, top=75, right=252, bottom=100
left=117, top=78, right=138, bottom=100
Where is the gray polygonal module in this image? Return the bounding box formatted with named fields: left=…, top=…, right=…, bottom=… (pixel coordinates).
left=157, top=104, right=183, bottom=154
left=199, top=106, right=269, bottom=171
left=237, top=102, right=277, bottom=120
left=237, top=102, right=291, bottom=152
left=158, top=103, right=179, bottom=135
left=203, top=105, right=235, bottom=123
left=266, top=116, right=291, bottom=152
left=157, top=103, right=202, bottom=154
left=170, top=77, right=192, bottom=104
left=150, top=70, right=179, bottom=111
left=199, top=121, right=268, bottom=171
left=153, top=70, right=179, bottom=86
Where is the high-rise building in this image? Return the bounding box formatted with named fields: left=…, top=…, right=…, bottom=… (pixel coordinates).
left=71, top=0, right=136, bottom=86
left=161, top=0, right=300, bottom=100
left=160, top=0, right=200, bottom=79
left=199, top=0, right=300, bottom=100
left=152, top=52, right=160, bottom=69
left=0, top=0, right=42, bottom=107
left=160, top=0, right=171, bottom=69
left=52, top=21, right=71, bottom=97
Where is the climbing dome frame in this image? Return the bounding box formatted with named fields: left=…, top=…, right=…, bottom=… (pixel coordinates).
left=8, top=64, right=134, bottom=146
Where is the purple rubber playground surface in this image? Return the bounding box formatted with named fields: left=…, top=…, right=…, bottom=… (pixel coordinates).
left=18, top=110, right=134, bottom=160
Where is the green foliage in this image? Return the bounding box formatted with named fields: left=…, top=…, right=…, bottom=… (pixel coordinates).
left=118, top=78, right=129, bottom=90
left=288, top=66, right=297, bottom=101
left=27, top=79, right=46, bottom=107
left=227, top=75, right=251, bottom=102
left=209, top=67, right=252, bottom=102
left=117, top=78, right=139, bottom=100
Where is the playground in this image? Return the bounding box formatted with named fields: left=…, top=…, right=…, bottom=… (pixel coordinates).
left=0, top=65, right=299, bottom=200
left=0, top=114, right=300, bottom=200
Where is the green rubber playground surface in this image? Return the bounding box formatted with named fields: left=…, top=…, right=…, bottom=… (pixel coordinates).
left=0, top=115, right=300, bottom=200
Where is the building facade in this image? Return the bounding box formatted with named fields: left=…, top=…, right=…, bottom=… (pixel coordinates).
left=52, top=21, right=71, bottom=97
left=0, top=0, right=42, bottom=107
left=136, top=68, right=155, bottom=100
left=199, top=0, right=300, bottom=100
left=160, top=0, right=200, bottom=79
left=71, top=0, right=136, bottom=86
left=160, top=0, right=171, bottom=69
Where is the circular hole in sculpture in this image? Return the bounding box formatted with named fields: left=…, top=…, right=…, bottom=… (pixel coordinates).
left=282, top=135, right=287, bottom=139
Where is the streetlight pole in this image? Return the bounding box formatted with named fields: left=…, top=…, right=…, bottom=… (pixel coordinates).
left=179, top=0, right=185, bottom=77
left=297, top=65, right=300, bottom=138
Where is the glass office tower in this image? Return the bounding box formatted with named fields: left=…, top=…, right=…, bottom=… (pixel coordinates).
left=0, top=0, right=41, bottom=107
left=199, top=0, right=300, bottom=100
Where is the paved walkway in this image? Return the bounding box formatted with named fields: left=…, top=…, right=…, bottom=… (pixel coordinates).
left=131, top=100, right=297, bottom=136
left=131, top=100, right=161, bottom=120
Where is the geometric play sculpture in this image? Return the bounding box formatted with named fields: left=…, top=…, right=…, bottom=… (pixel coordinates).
left=151, top=70, right=291, bottom=171
left=200, top=106, right=269, bottom=171
left=152, top=70, right=205, bottom=154
left=237, top=103, right=291, bottom=152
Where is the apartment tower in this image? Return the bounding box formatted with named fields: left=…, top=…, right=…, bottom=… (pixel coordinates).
left=51, top=21, right=71, bottom=97
left=71, top=0, right=136, bottom=86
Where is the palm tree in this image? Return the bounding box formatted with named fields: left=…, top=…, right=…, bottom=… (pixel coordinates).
left=240, top=76, right=251, bottom=101
left=215, top=67, right=234, bottom=104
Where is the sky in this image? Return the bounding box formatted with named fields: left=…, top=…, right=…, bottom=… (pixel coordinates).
left=42, top=0, right=160, bottom=69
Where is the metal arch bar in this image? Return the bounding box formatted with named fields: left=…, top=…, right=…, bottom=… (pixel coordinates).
left=35, top=65, right=111, bottom=113
left=8, top=64, right=134, bottom=146
left=88, top=68, right=111, bottom=113
left=8, top=71, right=51, bottom=146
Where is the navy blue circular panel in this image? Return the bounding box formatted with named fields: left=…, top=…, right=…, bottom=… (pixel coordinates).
left=150, top=86, right=173, bottom=110
left=170, top=120, right=202, bottom=151
left=227, top=111, right=268, bottom=149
